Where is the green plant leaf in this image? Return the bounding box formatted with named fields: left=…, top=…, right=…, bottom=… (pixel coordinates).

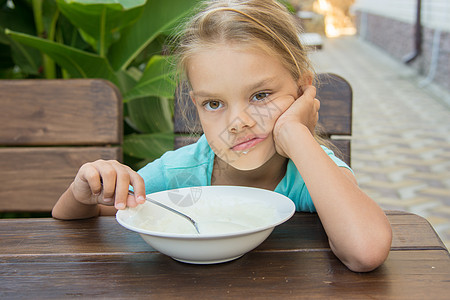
left=6, top=29, right=119, bottom=85
left=56, top=0, right=146, bottom=55
left=132, top=34, right=167, bottom=67
left=123, top=132, right=174, bottom=160
left=123, top=55, right=176, bottom=101
left=1, top=28, right=42, bottom=74
left=279, top=0, right=296, bottom=13
left=126, top=95, right=174, bottom=133
left=59, top=0, right=145, bottom=10
left=108, top=0, right=197, bottom=71
left=41, top=0, right=59, bottom=38
left=57, top=13, right=90, bottom=49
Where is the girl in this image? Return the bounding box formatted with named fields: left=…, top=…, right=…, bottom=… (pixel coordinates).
left=52, top=0, right=392, bottom=272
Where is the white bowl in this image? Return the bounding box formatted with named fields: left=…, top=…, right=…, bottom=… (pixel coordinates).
left=116, top=186, right=295, bottom=264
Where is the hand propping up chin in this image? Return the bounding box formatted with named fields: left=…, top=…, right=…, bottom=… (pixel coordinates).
left=273, top=85, right=320, bottom=157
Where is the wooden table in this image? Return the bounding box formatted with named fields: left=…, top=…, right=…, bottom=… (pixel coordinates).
left=1, top=211, right=448, bottom=299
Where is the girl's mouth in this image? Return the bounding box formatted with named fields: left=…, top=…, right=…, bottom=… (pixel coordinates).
left=231, top=136, right=266, bottom=152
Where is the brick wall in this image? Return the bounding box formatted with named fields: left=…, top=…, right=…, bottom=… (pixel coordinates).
left=355, top=11, right=450, bottom=92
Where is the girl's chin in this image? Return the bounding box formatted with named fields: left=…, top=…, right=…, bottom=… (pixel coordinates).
left=227, top=149, right=275, bottom=170
left=228, top=161, right=262, bottom=171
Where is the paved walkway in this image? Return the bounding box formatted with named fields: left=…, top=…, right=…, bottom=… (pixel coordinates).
left=309, top=36, right=450, bottom=250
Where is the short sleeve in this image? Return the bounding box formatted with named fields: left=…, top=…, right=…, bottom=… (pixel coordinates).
left=137, top=157, right=167, bottom=195
left=275, top=146, right=354, bottom=212
left=135, top=135, right=214, bottom=195
left=320, top=145, right=353, bottom=174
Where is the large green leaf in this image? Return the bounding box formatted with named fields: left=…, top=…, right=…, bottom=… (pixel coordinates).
left=123, top=55, right=176, bottom=101
left=5, top=29, right=119, bottom=85
left=123, top=132, right=174, bottom=160
left=57, top=13, right=90, bottom=49
left=57, top=0, right=144, bottom=10
left=126, top=95, right=174, bottom=134
left=1, top=28, right=42, bottom=74
left=116, top=68, right=139, bottom=95
left=108, top=0, right=198, bottom=71
left=40, top=0, right=59, bottom=38
left=56, top=0, right=145, bottom=55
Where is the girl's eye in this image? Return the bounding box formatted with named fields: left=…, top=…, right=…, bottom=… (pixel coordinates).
left=204, top=100, right=223, bottom=111
left=251, top=92, right=270, bottom=102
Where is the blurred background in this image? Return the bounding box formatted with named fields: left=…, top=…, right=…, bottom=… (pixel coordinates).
left=290, top=0, right=449, bottom=93
left=289, top=0, right=449, bottom=249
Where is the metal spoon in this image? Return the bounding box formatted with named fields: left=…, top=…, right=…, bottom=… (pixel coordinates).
left=128, top=190, right=200, bottom=234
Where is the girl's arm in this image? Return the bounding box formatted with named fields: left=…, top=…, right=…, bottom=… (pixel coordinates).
left=52, top=160, right=146, bottom=220
left=274, top=86, right=392, bottom=272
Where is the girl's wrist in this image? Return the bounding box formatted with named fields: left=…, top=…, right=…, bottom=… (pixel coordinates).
left=275, top=122, right=312, bottom=157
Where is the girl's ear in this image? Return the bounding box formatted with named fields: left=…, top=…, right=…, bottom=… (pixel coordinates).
left=304, top=74, right=313, bottom=85
left=297, top=73, right=314, bottom=96
left=298, top=72, right=313, bottom=86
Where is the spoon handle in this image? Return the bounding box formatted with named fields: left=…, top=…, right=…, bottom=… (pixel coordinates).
left=128, top=190, right=200, bottom=234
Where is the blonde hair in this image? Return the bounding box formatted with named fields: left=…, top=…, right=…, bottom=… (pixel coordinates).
left=175, top=0, right=313, bottom=85
left=172, top=0, right=331, bottom=148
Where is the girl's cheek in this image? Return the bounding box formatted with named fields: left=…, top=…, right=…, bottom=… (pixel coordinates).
left=268, top=96, right=295, bottom=117
left=244, top=105, right=273, bottom=127
left=246, top=101, right=287, bottom=128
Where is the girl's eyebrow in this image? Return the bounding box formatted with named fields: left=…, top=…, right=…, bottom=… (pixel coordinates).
left=246, top=77, right=278, bottom=92
left=191, top=90, right=218, bottom=98
left=192, top=77, right=278, bottom=98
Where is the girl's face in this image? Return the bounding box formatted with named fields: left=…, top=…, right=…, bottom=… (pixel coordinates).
left=188, top=45, right=300, bottom=170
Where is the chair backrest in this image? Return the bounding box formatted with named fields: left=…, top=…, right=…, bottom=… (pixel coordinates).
left=0, top=79, right=122, bottom=213
left=174, top=72, right=352, bottom=165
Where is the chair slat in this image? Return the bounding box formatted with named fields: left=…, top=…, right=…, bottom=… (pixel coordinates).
left=0, top=79, right=123, bottom=213
left=329, top=139, right=351, bottom=167
left=0, top=147, right=121, bottom=212
left=0, top=79, right=122, bottom=146
left=316, top=73, right=352, bottom=136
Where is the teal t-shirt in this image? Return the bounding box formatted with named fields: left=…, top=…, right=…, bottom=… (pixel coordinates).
left=138, top=135, right=351, bottom=212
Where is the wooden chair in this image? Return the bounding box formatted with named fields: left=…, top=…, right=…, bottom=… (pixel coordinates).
left=174, top=72, right=352, bottom=166
left=0, top=79, right=122, bottom=213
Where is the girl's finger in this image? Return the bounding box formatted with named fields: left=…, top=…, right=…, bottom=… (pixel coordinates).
left=79, top=163, right=102, bottom=196
left=126, top=193, right=139, bottom=208
left=314, top=98, right=320, bottom=111
left=113, top=166, right=131, bottom=210
left=299, top=85, right=316, bottom=100
left=129, top=172, right=146, bottom=204
left=95, top=161, right=117, bottom=204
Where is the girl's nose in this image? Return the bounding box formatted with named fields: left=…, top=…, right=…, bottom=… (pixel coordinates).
left=227, top=104, right=256, bottom=133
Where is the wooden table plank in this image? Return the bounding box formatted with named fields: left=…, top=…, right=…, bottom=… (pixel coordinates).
left=0, top=217, right=151, bottom=256
left=388, top=212, right=447, bottom=250
left=0, top=250, right=448, bottom=299
left=1, top=211, right=448, bottom=299
left=0, top=211, right=445, bottom=256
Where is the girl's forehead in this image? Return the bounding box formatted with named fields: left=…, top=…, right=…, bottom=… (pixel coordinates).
left=187, top=46, right=295, bottom=97
left=188, top=40, right=277, bottom=62
left=187, top=46, right=279, bottom=76
left=183, top=38, right=298, bottom=83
